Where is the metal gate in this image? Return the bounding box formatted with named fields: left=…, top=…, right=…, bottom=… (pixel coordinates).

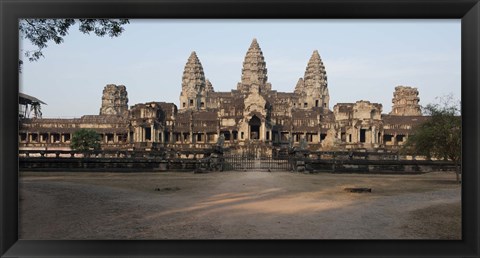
left=223, top=155, right=291, bottom=171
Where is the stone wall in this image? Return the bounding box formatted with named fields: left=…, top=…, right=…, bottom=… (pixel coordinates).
left=390, top=86, right=422, bottom=116
left=99, top=84, right=129, bottom=116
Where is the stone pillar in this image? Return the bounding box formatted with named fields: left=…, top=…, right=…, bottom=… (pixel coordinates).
left=262, top=123, right=266, bottom=141
left=372, top=126, right=376, bottom=144
left=151, top=125, right=155, bottom=142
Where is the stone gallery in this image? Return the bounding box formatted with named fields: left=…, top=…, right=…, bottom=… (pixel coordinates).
left=19, top=39, right=427, bottom=155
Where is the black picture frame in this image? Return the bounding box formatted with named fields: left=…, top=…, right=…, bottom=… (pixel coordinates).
left=1, top=0, right=479, bottom=257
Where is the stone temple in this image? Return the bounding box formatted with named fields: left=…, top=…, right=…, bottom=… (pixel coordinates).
left=19, top=38, right=427, bottom=155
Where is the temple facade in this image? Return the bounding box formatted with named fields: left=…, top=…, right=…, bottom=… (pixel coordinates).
left=19, top=39, right=427, bottom=155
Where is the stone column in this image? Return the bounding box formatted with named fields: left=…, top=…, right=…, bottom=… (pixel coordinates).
left=371, top=126, right=376, bottom=144
left=151, top=125, right=155, bottom=142
left=259, top=123, right=263, bottom=141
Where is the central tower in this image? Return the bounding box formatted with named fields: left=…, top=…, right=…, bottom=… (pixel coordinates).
left=237, top=38, right=272, bottom=94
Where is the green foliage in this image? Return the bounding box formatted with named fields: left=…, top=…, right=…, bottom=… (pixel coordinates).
left=70, top=129, right=101, bottom=153
left=19, top=19, right=129, bottom=62
left=402, top=95, right=461, bottom=163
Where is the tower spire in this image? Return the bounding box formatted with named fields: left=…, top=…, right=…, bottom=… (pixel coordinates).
left=237, top=38, right=271, bottom=94
left=180, top=51, right=206, bottom=111
left=182, top=51, right=206, bottom=92
left=295, top=50, right=330, bottom=110
left=303, top=50, right=327, bottom=89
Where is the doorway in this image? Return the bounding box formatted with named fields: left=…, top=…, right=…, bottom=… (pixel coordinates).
left=249, top=115, right=261, bottom=140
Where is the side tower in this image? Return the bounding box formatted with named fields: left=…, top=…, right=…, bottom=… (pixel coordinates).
left=389, top=86, right=421, bottom=116
left=295, top=50, right=329, bottom=110
left=99, top=84, right=129, bottom=116
left=237, top=38, right=271, bottom=94
left=179, top=51, right=213, bottom=111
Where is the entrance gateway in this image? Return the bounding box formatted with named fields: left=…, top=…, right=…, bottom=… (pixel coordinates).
left=249, top=115, right=261, bottom=140
left=223, top=147, right=291, bottom=171
left=223, top=154, right=291, bottom=171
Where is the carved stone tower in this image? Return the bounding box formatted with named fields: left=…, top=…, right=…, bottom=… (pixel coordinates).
left=390, top=86, right=422, bottom=116
left=180, top=51, right=211, bottom=111
left=237, top=38, right=271, bottom=94
left=205, top=79, right=214, bottom=93
left=295, top=50, right=329, bottom=110
left=99, top=84, right=129, bottom=116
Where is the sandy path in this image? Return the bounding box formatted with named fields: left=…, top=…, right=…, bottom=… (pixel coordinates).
left=19, top=171, right=461, bottom=239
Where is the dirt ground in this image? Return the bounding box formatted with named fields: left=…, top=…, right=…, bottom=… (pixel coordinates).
left=19, top=171, right=461, bottom=240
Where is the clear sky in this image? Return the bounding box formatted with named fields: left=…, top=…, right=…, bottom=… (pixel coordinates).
left=19, top=19, right=460, bottom=118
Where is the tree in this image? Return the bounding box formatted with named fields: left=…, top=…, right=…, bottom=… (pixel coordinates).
left=402, top=95, right=461, bottom=182
left=70, top=129, right=101, bottom=156
left=19, top=19, right=129, bottom=64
